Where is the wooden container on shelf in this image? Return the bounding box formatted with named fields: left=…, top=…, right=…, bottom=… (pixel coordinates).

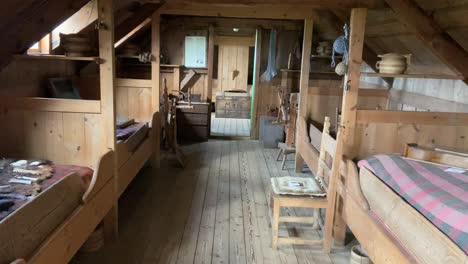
left=375, top=53, right=411, bottom=74
left=60, top=33, right=92, bottom=57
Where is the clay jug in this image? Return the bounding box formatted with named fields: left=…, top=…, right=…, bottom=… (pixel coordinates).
left=376, top=53, right=411, bottom=74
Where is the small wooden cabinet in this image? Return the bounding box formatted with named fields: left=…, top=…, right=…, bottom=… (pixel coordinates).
left=215, top=92, right=251, bottom=119
left=177, top=102, right=211, bottom=141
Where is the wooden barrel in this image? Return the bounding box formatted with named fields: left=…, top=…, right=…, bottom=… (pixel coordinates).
left=350, top=245, right=372, bottom=264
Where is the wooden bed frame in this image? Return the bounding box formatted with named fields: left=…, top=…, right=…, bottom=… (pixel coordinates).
left=337, top=144, right=468, bottom=264
left=116, top=111, right=161, bottom=197
left=295, top=115, right=324, bottom=174
left=9, top=150, right=116, bottom=264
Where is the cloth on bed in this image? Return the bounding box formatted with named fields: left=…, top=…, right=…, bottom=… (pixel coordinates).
left=116, top=122, right=146, bottom=141
left=358, top=154, right=468, bottom=254
left=0, top=162, right=93, bottom=221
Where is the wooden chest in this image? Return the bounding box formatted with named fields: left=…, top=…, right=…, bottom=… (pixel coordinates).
left=177, top=102, right=211, bottom=141
left=215, top=92, right=251, bottom=119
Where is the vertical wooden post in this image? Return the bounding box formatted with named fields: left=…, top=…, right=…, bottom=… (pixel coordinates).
left=206, top=24, right=215, bottom=102
left=250, top=27, right=262, bottom=139
left=151, top=11, right=161, bottom=167
left=173, top=66, right=180, bottom=91
left=98, top=0, right=118, bottom=241
left=323, top=8, right=367, bottom=253
left=295, top=18, right=313, bottom=172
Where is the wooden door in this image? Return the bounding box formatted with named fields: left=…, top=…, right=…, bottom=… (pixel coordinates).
left=218, top=44, right=249, bottom=91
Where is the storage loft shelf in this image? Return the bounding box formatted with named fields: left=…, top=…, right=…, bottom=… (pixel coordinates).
left=15, top=54, right=101, bottom=63
left=361, top=72, right=464, bottom=80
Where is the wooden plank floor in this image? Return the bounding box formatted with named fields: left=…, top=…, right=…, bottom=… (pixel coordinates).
left=211, top=113, right=250, bottom=137
left=76, top=140, right=352, bottom=264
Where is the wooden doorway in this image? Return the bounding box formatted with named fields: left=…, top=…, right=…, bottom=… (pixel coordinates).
left=216, top=36, right=253, bottom=92
left=211, top=36, right=255, bottom=138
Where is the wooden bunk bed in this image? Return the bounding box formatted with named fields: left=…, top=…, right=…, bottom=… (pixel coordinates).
left=115, top=77, right=161, bottom=197
left=115, top=111, right=160, bottom=197
left=0, top=0, right=127, bottom=262
left=337, top=144, right=468, bottom=263
left=0, top=150, right=114, bottom=264
left=289, top=7, right=468, bottom=256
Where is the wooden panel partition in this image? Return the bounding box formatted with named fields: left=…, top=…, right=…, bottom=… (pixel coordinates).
left=305, top=86, right=388, bottom=127
left=0, top=108, right=105, bottom=168
left=116, top=78, right=153, bottom=121
left=354, top=111, right=468, bottom=158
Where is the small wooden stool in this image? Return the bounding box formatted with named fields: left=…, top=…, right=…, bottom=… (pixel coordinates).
left=276, top=142, right=296, bottom=170
left=271, top=192, right=326, bottom=249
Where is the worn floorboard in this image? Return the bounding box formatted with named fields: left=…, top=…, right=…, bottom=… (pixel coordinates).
left=77, top=140, right=351, bottom=264
left=211, top=113, right=250, bottom=137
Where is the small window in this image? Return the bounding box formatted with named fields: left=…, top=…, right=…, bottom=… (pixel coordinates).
left=27, top=34, right=50, bottom=54
left=184, top=36, right=207, bottom=68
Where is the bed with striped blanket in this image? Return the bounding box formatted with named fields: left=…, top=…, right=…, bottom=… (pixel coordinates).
left=358, top=154, right=468, bottom=256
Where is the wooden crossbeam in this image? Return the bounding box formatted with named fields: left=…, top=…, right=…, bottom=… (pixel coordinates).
left=159, top=3, right=319, bottom=19
left=163, top=0, right=384, bottom=8
left=115, top=3, right=162, bottom=45
left=115, top=18, right=151, bottom=48
left=385, top=0, right=468, bottom=85
left=180, top=69, right=198, bottom=92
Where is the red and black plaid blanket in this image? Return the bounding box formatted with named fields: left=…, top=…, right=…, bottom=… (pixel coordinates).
left=358, top=154, right=468, bottom=254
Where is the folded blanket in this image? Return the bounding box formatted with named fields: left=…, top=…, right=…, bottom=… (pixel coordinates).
left=116, top=122, right=146, bottom=141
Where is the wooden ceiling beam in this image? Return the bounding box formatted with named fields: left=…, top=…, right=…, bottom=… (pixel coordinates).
left=385, top=0, right=468, bottom=84
left=162, top=0, right=384, bottom=8
left=115, top=3, right=163, bottom=42
left=159, top=3, right=320, bottom=20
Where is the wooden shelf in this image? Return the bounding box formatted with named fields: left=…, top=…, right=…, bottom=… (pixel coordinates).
left=161, top=64, right=182, bottom=68
left=310, top=71, right=337, bottom=74
left=15, top=54, right=101, bottom=63
left=116, top=55, right=140, bottom=59
left=361, top=72, right=464, bottom=80
left=311, top=54, right=342, bottom=59
left=280, top=69, right=300, bottom=73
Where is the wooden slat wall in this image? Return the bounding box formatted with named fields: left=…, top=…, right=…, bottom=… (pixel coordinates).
left=355, top=123, right=468, bottom=158
left=305, top=80, right=388, bottom=127
left=116, top=79, right=153, bottom=121
left=0, top=59, right=76, bottom=97
left=0, top=109, right=104, bottom=168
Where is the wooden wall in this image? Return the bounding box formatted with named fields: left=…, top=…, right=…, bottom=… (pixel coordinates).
left=0, top=59, right=76, bottom=97
left=116, top=79, right=153, bottom=122
left=353, top=76, right=468, bottom=159
left=390, top=78, right=468, bottom=112
left=0, top=108, right=104, bottom=168
left=355, top=122, right=468, bottom=158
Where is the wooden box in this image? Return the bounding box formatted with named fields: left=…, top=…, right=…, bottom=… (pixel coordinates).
left=215, top=92, right=251, bottom=119
left=177, top=102, right=211, bottom=141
